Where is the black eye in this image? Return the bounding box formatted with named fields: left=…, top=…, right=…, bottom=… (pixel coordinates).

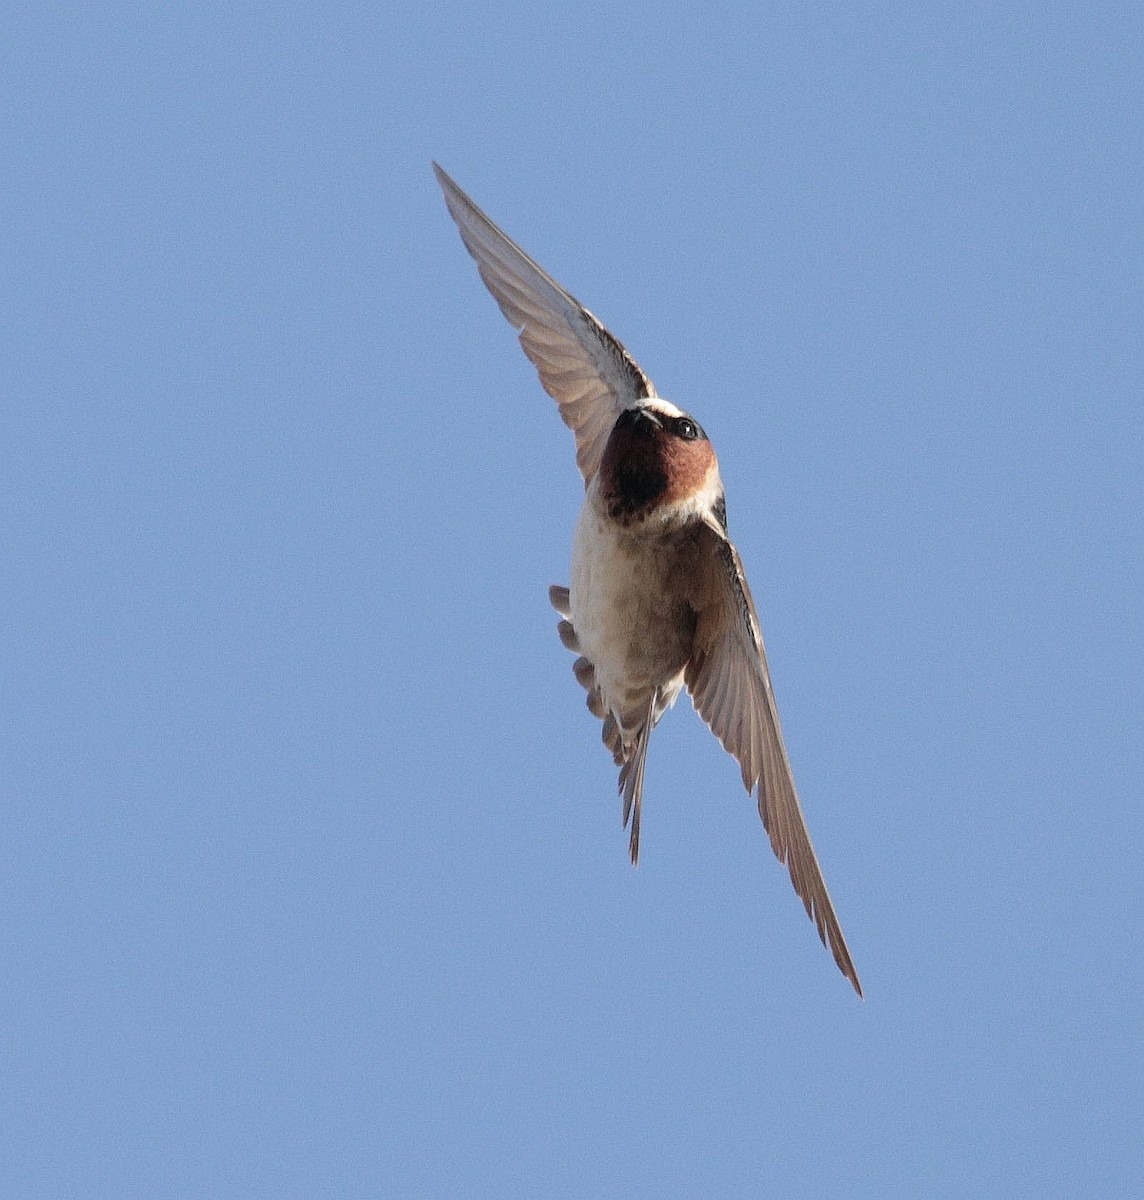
left=674, top=417, right=701, bottom=441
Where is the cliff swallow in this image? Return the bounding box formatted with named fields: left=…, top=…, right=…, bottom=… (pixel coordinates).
left=434, top=164, right=861, bottom=995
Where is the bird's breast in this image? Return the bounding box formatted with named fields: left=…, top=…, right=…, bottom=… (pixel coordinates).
left=569, top=497, right=701, bottom=716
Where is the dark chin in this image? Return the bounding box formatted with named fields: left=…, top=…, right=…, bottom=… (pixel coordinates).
left=608, top=464, right=667, bottom=519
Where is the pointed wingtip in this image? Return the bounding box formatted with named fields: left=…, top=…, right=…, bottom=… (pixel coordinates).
left=431, top=161, right=456, bottom=196
left=833, top=941, right=863, bottom=998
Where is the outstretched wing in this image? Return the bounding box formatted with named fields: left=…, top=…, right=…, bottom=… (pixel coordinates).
left=686, top=521, right=862, bottom=996
left=434, top=163, right=654, bottom=485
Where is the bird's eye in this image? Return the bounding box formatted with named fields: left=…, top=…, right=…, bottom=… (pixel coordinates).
left=675, top=418, right=699, bottom=441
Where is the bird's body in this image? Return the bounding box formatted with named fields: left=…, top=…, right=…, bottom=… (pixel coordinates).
left=570, top=492, right=694, bottom=733
left=434, top=163, right=862, bottom=995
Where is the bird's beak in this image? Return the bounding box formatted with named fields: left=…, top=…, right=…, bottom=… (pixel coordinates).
left=633, top=407, right=662, bottom=430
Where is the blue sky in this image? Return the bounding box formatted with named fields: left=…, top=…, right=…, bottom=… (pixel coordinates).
left=5, top=3, right=1142, bottom=1196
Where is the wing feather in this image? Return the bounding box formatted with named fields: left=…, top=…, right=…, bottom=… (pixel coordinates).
left=434, top=163, right=654, bottom=484
left=686, top=524, right=862, bottom=996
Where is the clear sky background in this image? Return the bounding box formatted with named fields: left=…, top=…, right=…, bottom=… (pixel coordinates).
left=5, top=3, right=1142, bottom=1197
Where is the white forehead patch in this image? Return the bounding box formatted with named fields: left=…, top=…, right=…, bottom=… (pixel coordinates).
left=639, top=398, right=688, bottom=420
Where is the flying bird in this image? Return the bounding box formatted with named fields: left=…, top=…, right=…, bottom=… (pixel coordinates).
left=434, top=163, right=861, bottom=996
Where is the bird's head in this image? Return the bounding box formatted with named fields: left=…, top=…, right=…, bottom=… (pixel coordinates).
left=598, top=400, right=724, bottom=528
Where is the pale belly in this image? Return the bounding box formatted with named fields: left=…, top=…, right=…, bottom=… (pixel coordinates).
left=569, top=503, right=698, bottom=726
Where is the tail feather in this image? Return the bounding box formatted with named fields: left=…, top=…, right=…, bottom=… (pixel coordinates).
left=547, top=586, right=680, bottom=866
left=617, top=694, right=657, bottom=865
